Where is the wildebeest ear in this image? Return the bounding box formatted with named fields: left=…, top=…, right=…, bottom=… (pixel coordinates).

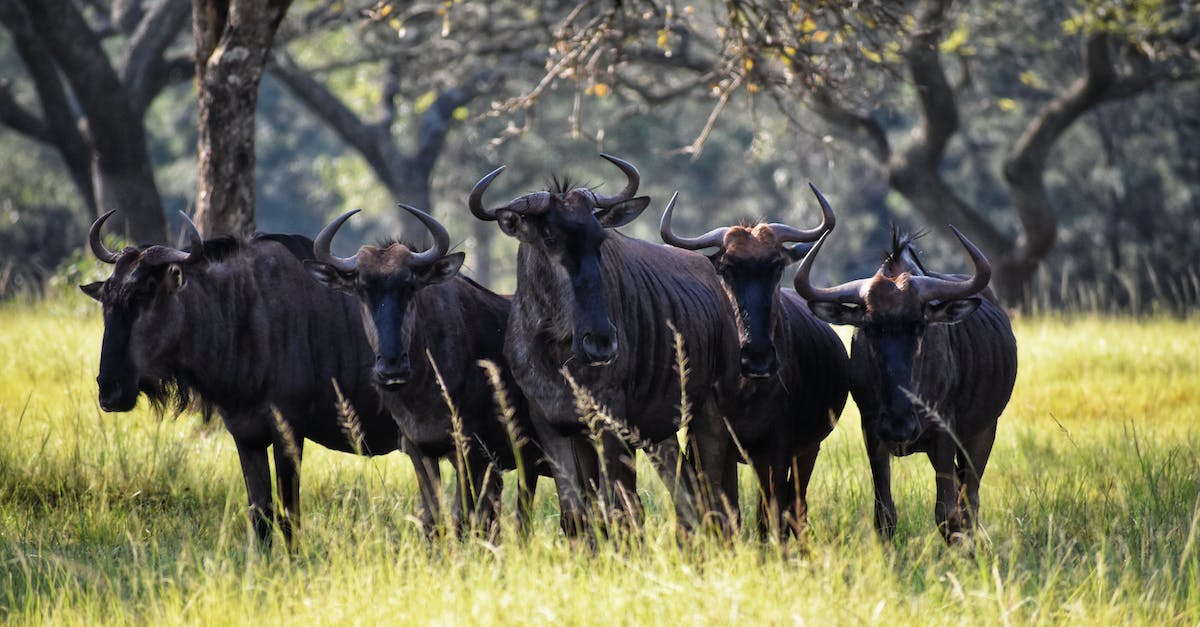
left=416, top=252, right=465, bottom=285
left=808, top=301, right=865, bottom=326
left=303, top=259, right=355, bottom=292
left=595, top=196, right=650, bottom=229
left=925, top=297, right=981, bottom=325
left=496, top=210, right=534, bottom=241
left=783, top=242, right=813, bottom=263
left=165, top=264, right=187, bottom=293
left=80, top=281, right=105, bottom=301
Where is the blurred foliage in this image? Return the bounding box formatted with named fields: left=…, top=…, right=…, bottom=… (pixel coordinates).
left=0, top=0, right=1196, bottom=310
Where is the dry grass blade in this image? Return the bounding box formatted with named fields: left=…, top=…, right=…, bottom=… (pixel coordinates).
left=331, top=378, right=364, bottom=456
left=268, top=406, right=301, bottom=468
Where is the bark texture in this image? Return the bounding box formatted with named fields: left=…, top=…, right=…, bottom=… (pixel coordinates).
left=193, top=0, right=292, bottom=238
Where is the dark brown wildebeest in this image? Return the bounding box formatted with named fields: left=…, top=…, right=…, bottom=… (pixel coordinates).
left=81, top=211, right=399, bottom=545
left=794, top=219, right=1017, bottom=545
left=659, top=184, right=850, bottom=538
left=306, top=204, right=544, bottom=535
left=469, top=155, right=742, bottom=535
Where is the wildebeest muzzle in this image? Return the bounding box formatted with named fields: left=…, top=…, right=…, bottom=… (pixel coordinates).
left=374, top=353, right=412, bottom=390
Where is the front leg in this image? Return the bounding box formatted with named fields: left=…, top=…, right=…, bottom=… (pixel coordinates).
left=929, top=432, right=967, bottom=545
left=231, top=436, right=274, bottom=545
left=528, top=407, right=597, bottom=537
left=862, top=421, right=898, bottom=541
left=783, top=445, right=821, bottom=539
left=646, top=437, right=699, bottom=532
left=515, top=449, right=540, bottom=534
left=598, top=431, right=642, bottom=533
left=403, top=436, right=444, bottom=536
left=271, top=430, right=304, bottom=547
left=687, top=397, right=739, bottom=536
left=455, top=448, right=504, bottom=539
left=752, top=457, right=784, bottom=541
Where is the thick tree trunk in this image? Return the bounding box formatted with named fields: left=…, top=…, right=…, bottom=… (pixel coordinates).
left=17, top=0, right=167, bottom=244
left=193, top=0, right=292, bottom=239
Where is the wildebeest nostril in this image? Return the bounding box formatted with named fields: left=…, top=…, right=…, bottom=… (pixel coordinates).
left=580, top=332, right=618, bottom=364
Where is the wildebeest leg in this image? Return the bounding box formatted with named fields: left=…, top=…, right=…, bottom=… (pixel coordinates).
left=599, top=431, right=642, bottom=533
left=232, top=438, right=274, bottom=544
left=929, top=432, right=966, bottom=545
left=403, top=437, right=443, bottom=536
left=957, top=420, right=998, bottom=534
left=457, top=449, right=503, bottom=539
left=687, top=398, right=738, bottom=535
left=751, top=458, right=781, bottom=540
left=271, top=434, right=304, bottom=547
left=862, top=423, right=897, bottom=541
left=530, top=410, right=594, bottom=536
left=784, top=445, right=820, bottom=539
left=646, top=437, right=699, bottom=532
left=516, top=454, right=539, bottom=534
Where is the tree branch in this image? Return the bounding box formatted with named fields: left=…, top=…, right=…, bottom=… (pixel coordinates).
left=0, top=1, right=96, bottom=212
left=0, top=81, right=51, bottom=143
left=806, top=90, right=891, bottom=163
left=269, top=49, right=401, bottom=187
left=905, top=0, right=958, bottom=165
left=119, top=0, right=192, bottom=115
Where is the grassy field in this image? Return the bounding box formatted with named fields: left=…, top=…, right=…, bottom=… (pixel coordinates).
left=1, top=297, right=1198, bottom=625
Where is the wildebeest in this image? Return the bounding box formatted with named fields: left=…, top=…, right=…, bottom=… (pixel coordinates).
left=659, top=184, right=850, bottom=537
left=81, top=211, right=399, bottom=545
left=793, top=220, right=1017, bottom=544
left=469, top=155, right=742, bottom=535
left=306, top=203, right=543, bottom=535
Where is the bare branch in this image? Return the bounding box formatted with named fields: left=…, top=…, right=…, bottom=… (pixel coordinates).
left=119, top=0, right=191, bottom=115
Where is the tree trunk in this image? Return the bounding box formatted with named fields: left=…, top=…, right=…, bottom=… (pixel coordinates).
left=193, top=0, right=292, bottom=239
left=17, top=0, right=167, bottom=244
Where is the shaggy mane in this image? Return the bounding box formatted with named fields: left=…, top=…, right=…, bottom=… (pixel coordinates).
left=883, top=224, right=929, bottom=274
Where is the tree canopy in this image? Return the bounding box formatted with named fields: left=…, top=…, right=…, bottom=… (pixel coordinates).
left=0, top=0, right=1196, bottom=309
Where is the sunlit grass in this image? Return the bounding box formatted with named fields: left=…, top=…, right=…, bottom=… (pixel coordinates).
left=1, top=299, right=1198, bottom=624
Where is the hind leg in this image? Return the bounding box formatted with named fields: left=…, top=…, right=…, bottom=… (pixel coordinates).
left=957, top=421, right=998, bottom=533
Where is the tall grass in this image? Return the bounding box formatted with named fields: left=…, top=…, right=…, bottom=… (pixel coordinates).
left=1, top=300, right=1197, bottom=624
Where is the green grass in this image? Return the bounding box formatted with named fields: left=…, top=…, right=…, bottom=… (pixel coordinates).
left=1, top=299, right=1198, bottom=624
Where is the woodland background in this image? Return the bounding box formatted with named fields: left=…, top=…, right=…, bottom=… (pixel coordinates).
left=0, top=0, right=1197, bottom=311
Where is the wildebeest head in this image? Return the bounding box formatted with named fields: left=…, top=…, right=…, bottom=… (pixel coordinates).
left=794, top=220, right=990, bottom=446
left=470, top=154, right=650, bottom=366
left=660, top=184, right=834, bottom=378
left=80, top=211, right=205, bottom=412
left=305, top=205, right=463, bottom=390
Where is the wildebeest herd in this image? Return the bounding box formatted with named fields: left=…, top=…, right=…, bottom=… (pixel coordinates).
left=81, top=154, right=1017, bottom=548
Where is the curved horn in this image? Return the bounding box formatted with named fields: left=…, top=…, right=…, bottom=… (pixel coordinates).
left=313, top=209, right=362, bottom=274
left=400, top=204, right=450, bottom=266
left=469, top=166, right=506, bottom=221
left=178, top=211, right=204, bottom=260
left=659, top=192, right=728, bottom=250
left=88, top=211, right=119, bottom=264
left=767, top=182, right=837, bottom=244
left=909, top=225, right=991, bottom=303
left=592, top=153, right=640, bottom=207
left=792, top=231, right=870, bottom=304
